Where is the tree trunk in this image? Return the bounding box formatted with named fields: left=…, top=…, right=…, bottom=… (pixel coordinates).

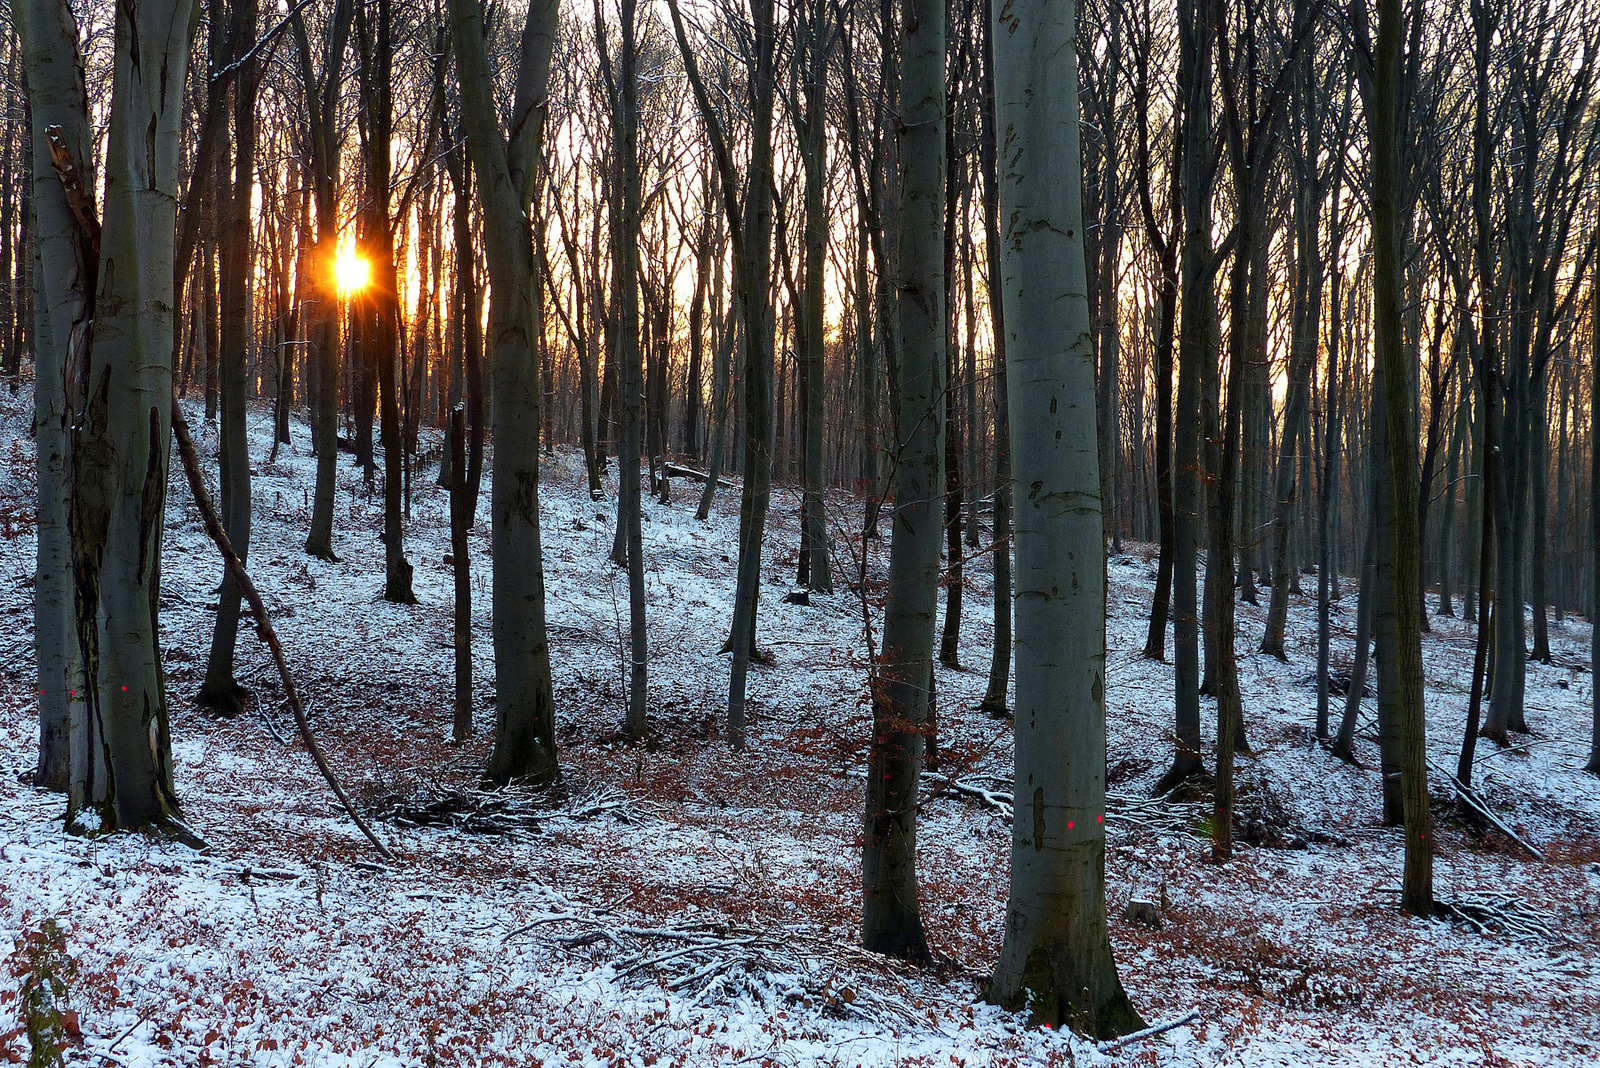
left=17, top=0, right=93, bottom=792
left=452, top=0, right=562, bottom=786
left=1367, top=0, right=1432, bottom=914
left=200, top=0, right=262, bottom=716
left=1588, top=269, right=1600, bottom=775
left=985, top=0, right=1142, bottom=1036
left=979, top=0, right=1010, bottom=717
left=862, top=0, right=942, bottom=963
left=451, top=409, right=472, bottom=743
left=798, top=5, right=832, bottom=593
left=1157, top=0, right=1212, bottom=791
left=59, top=0, right=196, bottom=832
left=296, top=0, right=352, bottom=564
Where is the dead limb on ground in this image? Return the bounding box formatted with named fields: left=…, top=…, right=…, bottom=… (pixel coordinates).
left=1427, top=757, right=1546, bottom=860
left=170, top=393, right=395, bottom=862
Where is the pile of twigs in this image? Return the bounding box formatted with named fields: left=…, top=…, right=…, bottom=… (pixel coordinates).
left=1434, top=894, right=1557, bottom=940
left=1106, top=788, right=1208, bottom=836
left=515, top=914, right=930, bottom=1025
left=921, top=775, right=1208, bottom=838
left=368, top=782, right=546, bottom=838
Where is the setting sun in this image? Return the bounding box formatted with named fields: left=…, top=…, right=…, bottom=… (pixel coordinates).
left=333, top=244, right=370, bottom=296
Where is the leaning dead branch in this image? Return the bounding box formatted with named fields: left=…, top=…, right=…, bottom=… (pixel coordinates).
left=171, top=393, right=395, bottom=862
left=1428, top=757, right=1546, bottom=860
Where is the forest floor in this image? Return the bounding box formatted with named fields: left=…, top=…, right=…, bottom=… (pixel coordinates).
left=1, top=388, right=1598, bottom=1067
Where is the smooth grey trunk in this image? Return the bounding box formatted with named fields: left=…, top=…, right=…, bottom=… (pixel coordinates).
left=18, top=0, right=91, bottom=792
left=984, top=0, right=1141, bottom=1037
left=61, top=0, right=196, bottom=831
left=452, top=0, right=562, bottom=786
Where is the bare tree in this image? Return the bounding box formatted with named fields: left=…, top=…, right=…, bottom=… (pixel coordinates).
left=985, top=0, right=1141, bottom=1035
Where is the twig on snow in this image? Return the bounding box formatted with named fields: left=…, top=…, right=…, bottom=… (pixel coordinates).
left=1098, top=1008, right=1200, bottom=1053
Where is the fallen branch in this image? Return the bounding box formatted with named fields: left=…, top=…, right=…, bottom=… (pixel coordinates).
left=170, top=393, right=395, bottom=862
left=664, top=462, right=735, bottom=488
left=1098, top=1008, right=1200, bottom=1053
left=1427, top=757, right=1545, bottom=860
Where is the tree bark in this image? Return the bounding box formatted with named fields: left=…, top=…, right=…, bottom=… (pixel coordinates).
left=985, top=0, right=1142, bottom=1036
left=452, top=0, right=562, bottom=786
left=61, top=0, right=196, bottom=832
left=1366, top=0, right=1432, bottom=914
left=862, top=0, right=942, bottom=963
left=200, top=0, right=263, bottom=714
left=17, top=0, right=94, bottom=792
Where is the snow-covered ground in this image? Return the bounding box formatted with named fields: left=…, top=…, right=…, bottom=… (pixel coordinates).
left=1, top=385, right=1597, bottom=1067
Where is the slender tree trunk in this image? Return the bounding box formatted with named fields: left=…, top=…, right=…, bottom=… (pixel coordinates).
left=979, top=0, right=1010, bottom=716
left=799, top=6, right=832, bottom=594
left=720, top=0, right=778, bottom=749
left=1157, top=0, right=1212, bottom=791
left=1368, top=0, right=1432, bottom=913
left=452, top=0, right=562, bottom=786
left=200, top=0, right=263, bottom=715
left=862, top=0, right=942, bottom=963
left=1588, top=269, right=1600, bottom=775
left=450, top=409, right=472, bottom=743
left=607, top=0, right=649, bottom=738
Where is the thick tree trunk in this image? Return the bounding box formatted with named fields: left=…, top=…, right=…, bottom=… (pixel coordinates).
left=58, top=0, right=196, bottom=831
left=984, top=0, right=1141, bottom=1036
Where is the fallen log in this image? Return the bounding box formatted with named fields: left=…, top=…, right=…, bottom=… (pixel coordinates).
left=171, top=392, right=396, bottom=862
left=664, top=462, right=735, bottom=489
